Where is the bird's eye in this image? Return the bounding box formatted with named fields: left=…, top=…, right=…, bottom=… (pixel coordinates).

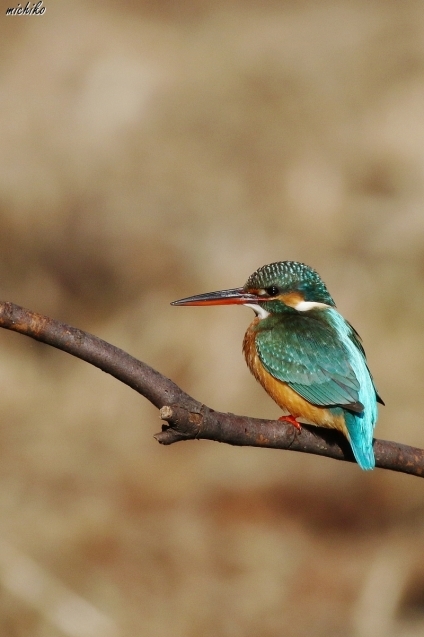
left=264, top=286, right=279, bottom=296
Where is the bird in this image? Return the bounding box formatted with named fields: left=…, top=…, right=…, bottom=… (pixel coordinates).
left=171, top=261, right=384, bottom=470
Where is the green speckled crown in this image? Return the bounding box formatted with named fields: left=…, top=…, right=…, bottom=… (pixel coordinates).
left=245, top=261, right=336, bottom=306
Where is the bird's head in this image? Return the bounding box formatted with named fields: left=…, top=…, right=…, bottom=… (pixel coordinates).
left=172, top=261, right=335, bottom=317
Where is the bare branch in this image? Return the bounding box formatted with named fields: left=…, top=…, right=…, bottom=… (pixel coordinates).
left=0, top=301, right=422, bottom=477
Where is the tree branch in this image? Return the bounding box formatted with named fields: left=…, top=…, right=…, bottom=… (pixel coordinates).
left=0, top=301, right=422, bottom=477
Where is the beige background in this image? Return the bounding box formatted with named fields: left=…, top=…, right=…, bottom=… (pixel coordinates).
left=0, top=1, right=424, bottom=635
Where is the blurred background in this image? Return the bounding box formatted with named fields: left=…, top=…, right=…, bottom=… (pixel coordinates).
left=0, top=0, right=424, bottom=635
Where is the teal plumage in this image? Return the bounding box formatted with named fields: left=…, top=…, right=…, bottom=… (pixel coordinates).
left=253, top=308, right=381, bottom=469
left=172, top=260, right=384, bottom=470
left=246, top=262, right=383, bottom=470
left=245, top=261, right=335, bottom=307
left=254, top=312, right=362, bottom=408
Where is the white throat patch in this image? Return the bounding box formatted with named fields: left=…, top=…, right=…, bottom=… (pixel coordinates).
left=244, top=303, right=270, bottom=320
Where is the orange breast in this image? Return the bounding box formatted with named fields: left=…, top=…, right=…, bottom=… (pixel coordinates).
left=242, top=319, right=348, bottom=437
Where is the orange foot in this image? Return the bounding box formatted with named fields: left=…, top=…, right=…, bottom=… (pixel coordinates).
left=278, top=414, right=302, bottom=432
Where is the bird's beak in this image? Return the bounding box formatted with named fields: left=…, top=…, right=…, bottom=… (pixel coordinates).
left=171, top=287, right=260, bottom=306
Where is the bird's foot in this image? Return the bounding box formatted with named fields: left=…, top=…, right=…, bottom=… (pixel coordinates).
left=278, top=414, right=302, bottom=431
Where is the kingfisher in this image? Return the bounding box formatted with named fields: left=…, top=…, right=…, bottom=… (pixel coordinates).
left=171, top=261, right=384, bottom=470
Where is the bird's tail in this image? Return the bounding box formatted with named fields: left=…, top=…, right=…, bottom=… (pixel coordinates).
left=344, top=411, right=375, bottom=470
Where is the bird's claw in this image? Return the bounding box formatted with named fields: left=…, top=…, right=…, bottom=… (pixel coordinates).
left=278, top=414, right=302, bottom=431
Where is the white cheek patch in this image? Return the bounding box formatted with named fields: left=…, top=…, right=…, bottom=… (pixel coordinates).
left=294, top=301, right=330, bottom=312
left=244, top=303, right=270, bottom=319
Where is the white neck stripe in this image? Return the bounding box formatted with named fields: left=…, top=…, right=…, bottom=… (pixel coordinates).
left=293, top=301, right=330, bottom=312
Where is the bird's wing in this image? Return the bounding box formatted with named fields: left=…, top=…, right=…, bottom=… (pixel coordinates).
left=255, top=314, right=364, bottom=411
left=347, top=321, right=385, bottom=406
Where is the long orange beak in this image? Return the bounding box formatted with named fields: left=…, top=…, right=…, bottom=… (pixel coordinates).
left=171, top=287, right=261, bottom=306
